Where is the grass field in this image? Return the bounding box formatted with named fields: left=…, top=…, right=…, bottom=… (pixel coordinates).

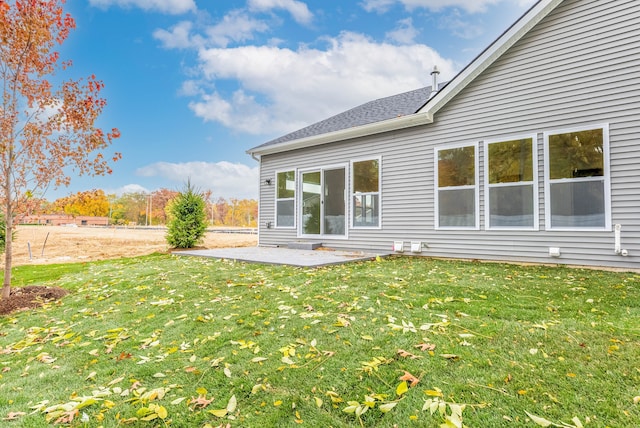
left=0, top=254, right=639, bottom=427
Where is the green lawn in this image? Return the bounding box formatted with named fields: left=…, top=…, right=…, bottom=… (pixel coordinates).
left=0, top=254, right=639, bottom=427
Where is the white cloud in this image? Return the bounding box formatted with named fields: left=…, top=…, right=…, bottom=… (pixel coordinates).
left=178, top=80, right=202, bottom=96
left=188, top=32, right=455, bottom=135
left=136, top=161, right=259, bottom=199
left=439, top=11, right=484, bottom=39
left=205, top=10, right=270, bottom=47
left=248, top=0, right=313, bottom=24
left=154, top=11, right=270, bottom=50
left=361, top=0, right=528, bottom=14
left=359, top=0, right=396, bottom=13
left=107, top=183, right=151, bottom=196
left=88, top=0, right=196, bottom=14
left=153, top=21, right=198, bottom=49
left=386, top=18, right=419, bottom=44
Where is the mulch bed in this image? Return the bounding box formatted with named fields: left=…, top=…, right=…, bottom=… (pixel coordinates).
left=0, top=286, right=69, bottom=316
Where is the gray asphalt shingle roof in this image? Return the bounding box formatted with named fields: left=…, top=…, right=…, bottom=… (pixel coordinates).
left=252, top=85, right=435, bottom=150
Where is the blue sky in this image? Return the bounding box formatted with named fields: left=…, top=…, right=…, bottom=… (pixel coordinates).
left=51, top=0, right=536, bottom=201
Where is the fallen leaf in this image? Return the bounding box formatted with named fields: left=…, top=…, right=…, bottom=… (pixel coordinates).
left=396, top=381, right=409, bottom=396
left=107, top=376, right=125, bottom=386
left=424, top=389, right=443, bottom=397
left=209, top=409, right=228, bottom=418
left=116, top=352, right=132, bottom=361
left=190, top=395, right=214, bottom=409
left=572, top=416, right=584, bottom=428
left=379, top=402, right=398, bottom=413
left=397, top=349, right=422, bottom=359
left=398, top=371, right=420, bottom=387
left=54, top=409, right=79, bottom=424
left=156, top=406, right=168, bottom=419
left=440, top=354, right=459, bottom=360
left=226, top=395, right=237, bottom=413
left=415, top=342, right=436, bottom=352
left=525, top=411, right=553, bottom=427
left=3, top=412, right=26, bottom=421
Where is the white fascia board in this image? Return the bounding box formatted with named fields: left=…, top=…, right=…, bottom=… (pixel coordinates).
left=248, top=111, right=433, bottom=157
left=420, top=0, right=562, bottom=117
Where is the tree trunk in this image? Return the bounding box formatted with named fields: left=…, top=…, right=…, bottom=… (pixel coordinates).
left=2, top=177, right=12, bottom=300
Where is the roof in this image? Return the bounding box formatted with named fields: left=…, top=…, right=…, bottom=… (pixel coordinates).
left=253, top=86, right=434, bottom=150
left=248, top=0, right=562, bottom=158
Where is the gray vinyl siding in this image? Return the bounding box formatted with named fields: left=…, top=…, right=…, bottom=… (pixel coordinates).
left=256, top=0, right=640, bottom=270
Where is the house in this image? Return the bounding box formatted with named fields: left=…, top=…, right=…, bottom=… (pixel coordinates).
left=247, top=0, right=639, bottom=270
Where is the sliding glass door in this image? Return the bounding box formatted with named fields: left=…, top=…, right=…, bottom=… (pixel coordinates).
left=300, top=167, right=346, bottom=237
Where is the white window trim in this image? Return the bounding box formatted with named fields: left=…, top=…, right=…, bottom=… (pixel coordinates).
left=435, top=142, right=480, bottom=230
left=543, top=123, right=611, bottom=231
left=483, top=134, right=539, bottom=231
left=350, top=156, right=382, bottom=230
left=274, top=169, right=296, bottom=229
left=297, top=164, right=350, bottom=240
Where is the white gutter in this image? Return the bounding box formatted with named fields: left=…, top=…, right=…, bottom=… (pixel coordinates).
left=248, top=110, right=433, bottom=157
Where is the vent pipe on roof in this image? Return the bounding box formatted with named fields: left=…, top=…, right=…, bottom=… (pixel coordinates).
left=430, top=65, right=440, bottom=98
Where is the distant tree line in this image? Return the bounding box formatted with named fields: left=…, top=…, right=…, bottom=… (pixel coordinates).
left=18, top=189, right=258, bottom=227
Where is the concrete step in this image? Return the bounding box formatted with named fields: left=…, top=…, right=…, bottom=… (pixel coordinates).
left=287, top=242, right=323, bottom=250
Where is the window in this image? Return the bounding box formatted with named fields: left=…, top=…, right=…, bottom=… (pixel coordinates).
left=544, top=125, right=610, bottom=230
left=436, top=144, right=478, bottom=229
left=276, top=170, right=295, bottom=227
left=352, top=158, right=380, bottom=228
left=485, top=136, right=537, bottom=229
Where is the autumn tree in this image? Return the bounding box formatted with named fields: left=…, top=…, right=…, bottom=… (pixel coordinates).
left=0, top=0, right=120, bottom=298
left=222, top=198, right=258, bottom=227
left=109, top=192, right=146, bottom=225
left=209, top=196, right=228, bottom=226
left=148, top=188, right=179, bottom=225
left=49, top=189, right=109, bottom=216
left=16, top=195, right=49, bottom=217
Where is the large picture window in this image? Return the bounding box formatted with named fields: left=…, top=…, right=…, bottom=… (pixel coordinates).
left=352, top=158, right=380, bottom=228
left=544, top=125, right=610, bottom=230
left=485, top=136, right=537, bottom=229
left=276, top=170, right=295, bottom=228
left=436, top=144, right=478, bottom=229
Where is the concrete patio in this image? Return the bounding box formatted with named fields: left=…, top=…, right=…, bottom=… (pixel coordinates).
left=175, top=246, right=388, bottom=267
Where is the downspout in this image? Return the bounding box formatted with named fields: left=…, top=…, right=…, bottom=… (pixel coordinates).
left=614, top=224, right=628, bottom=256
left=248, top=151, right=261, bottom=246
